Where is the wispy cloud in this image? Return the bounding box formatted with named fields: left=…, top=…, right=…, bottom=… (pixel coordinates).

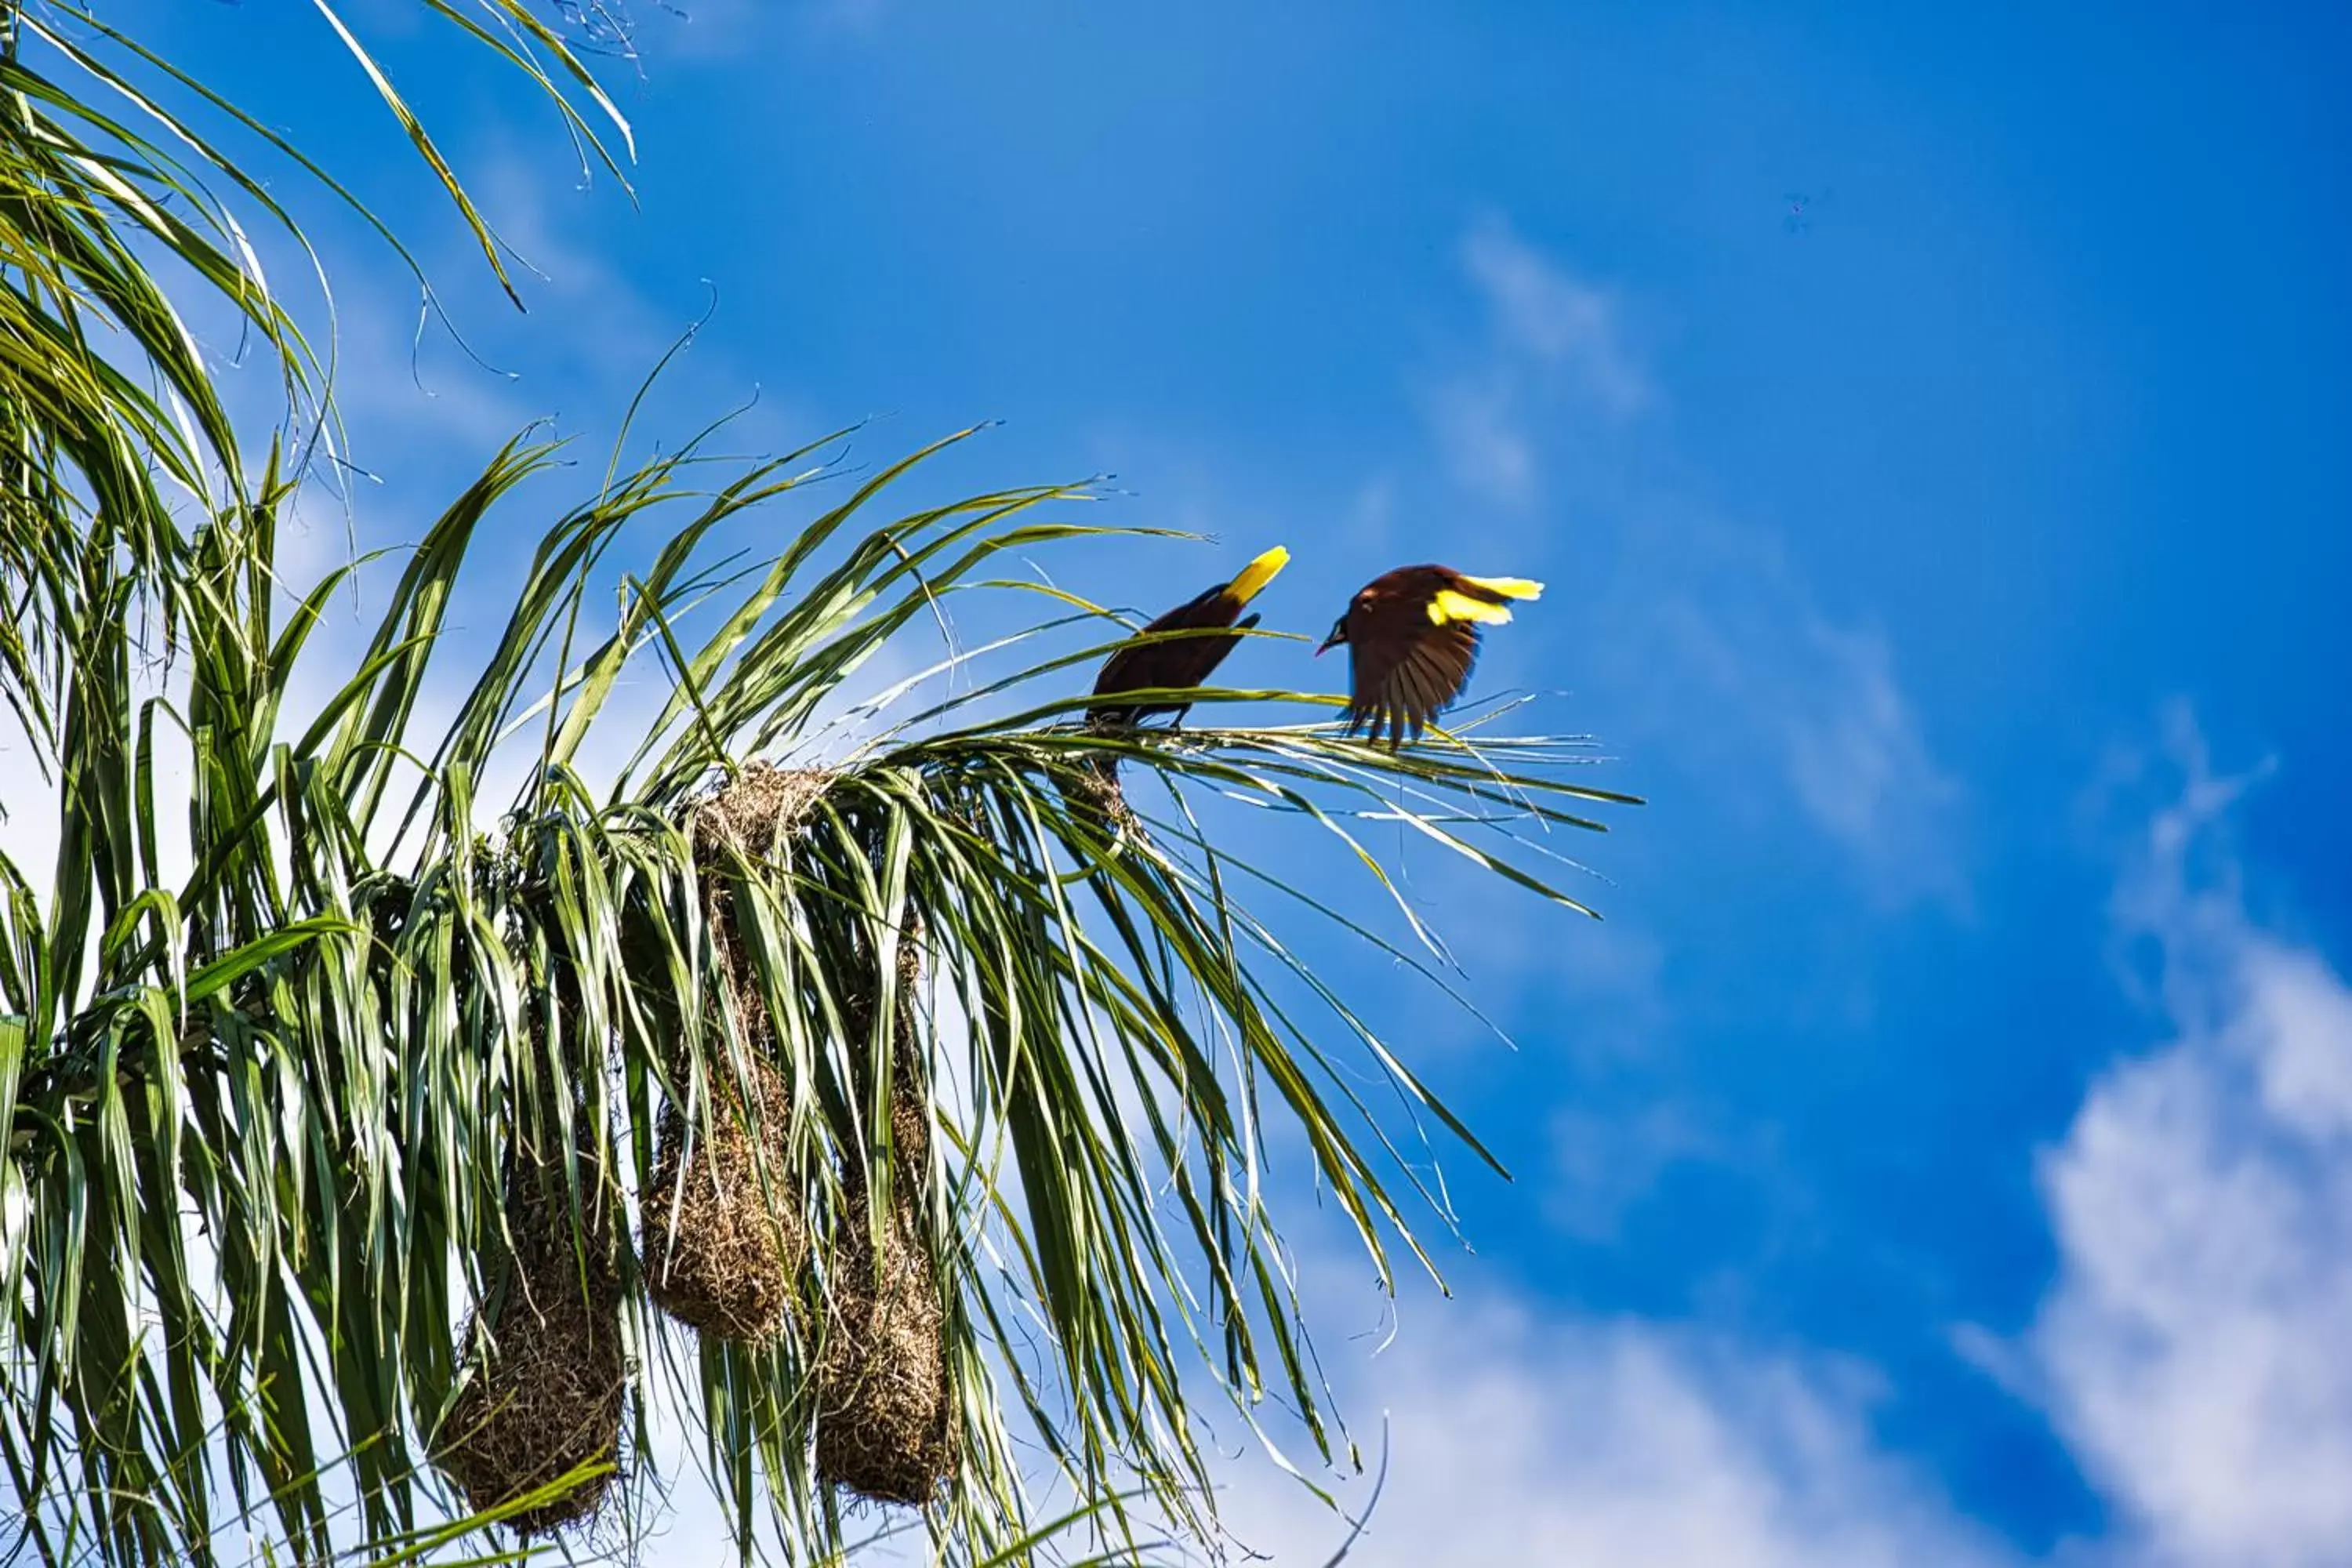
left=318, top=287, right=539, bottom=470
left=1550, top=1101, right=1720, bottom=1242
left=1460, top=216, right=1651, bottom=416
left=1609, top=517, right=1965, bottom=908
left=2013, top=707, right=2352, bottom=1566
left=1420, top=216, right=1648, bottom=508
left=1406, top=217, right=1962, bottom=900
left=1770, top=616, right=1957, bottom=877
left=1423, top=373, right=1539, bottom=508
left=314, top=136, right=818, bottom=490
left=469, top=145, right=681, bottom=374
left=1215, top=1275, right=2008, bottom=1566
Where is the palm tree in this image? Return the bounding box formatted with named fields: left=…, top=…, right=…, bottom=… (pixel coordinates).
left=0, top=7, right=1638, bottom=1564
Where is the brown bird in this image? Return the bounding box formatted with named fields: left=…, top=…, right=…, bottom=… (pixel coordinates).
left=1088, top=546, right=1290, bottom=728
left=1316, top=565, right=1544, bottom=745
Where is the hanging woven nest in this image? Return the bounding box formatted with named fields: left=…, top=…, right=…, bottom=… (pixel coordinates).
left=811, top=1194, right=955, bottom=1505
left=638, top=1044, right=806, bottom=1341
left=813, top=930, right=956, bottom=1505
left=858, top=928, right=934, bottom=1185
left=435, top=1142, right=626, bottom=1537
left=638, top=765, right=832, bottom=1340
left=689, top=763, right=835, bottom=866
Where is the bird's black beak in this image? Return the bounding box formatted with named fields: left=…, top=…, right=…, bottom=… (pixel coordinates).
left=1313, top=637, right=1335, bottom=658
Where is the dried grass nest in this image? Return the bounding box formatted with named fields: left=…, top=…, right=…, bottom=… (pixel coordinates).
left=690, top=763, right=834, bottom=865
left=639, top=1046, right=807, bottom=1341
left=638, top=767, right=833, bottom=1341
left=1066, top=748, right=1141, bottom=843
left=646, top=762, right=960, bottom=1504
left=812, top=1197, right=956, bottom=1505
left=814, top=932, right=955, bottom=1505
left=436, top=1149, right=626, bottom=1537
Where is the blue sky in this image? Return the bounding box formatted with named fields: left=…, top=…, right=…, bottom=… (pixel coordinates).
left=96, top=2, right=2352, bottom=1561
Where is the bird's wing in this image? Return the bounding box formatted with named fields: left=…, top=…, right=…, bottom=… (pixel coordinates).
left=1348, top=617, right=1481, bottom=745
left=1092, top=586, right=1228, bottom=699
left=1091, top=586, right=1262, bottom=721
left=1091, top=640, right=1150, bottom=701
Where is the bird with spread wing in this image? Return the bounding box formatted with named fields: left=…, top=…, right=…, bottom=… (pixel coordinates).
left=1316, top=564, right=1543, bottom=746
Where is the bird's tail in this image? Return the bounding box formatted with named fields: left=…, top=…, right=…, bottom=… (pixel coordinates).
left=1432, top=574, right=1544, bottom=626
left=1456, top=573, right=1544, bottom=600
left=1225, top=545, right=1291, bottom=607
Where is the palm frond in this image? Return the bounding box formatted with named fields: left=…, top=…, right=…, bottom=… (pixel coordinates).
left=0, top=1, right=633, bottom=751
left=0, top=415, right=1637, bottom=1563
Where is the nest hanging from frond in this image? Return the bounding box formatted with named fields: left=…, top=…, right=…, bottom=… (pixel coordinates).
left=435, top=1140, right=626, bottom=1537
left=639, top=765, right=832, bottom=1340
left=639, top=1042, right=806, bottom=1341
left=812, top=929, right=956, bottom=1506
left=869, top=930, right=934, bottom=1185
left=812, top=1196, right=954, bottom=1506
left=689, top=762, right=835, bottom=865
left=650, top=762, right=962, bottom=1501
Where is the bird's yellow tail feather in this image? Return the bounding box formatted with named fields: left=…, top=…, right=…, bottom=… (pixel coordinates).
left=1429, top=589, right=1517, bottom=626
left=1455, top=573, right=1544, bottom=601
left=1226, top=545, right=1291, bottom=605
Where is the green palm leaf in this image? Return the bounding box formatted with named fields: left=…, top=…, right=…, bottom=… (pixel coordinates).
left=0, top=1, right=630, bottom=742
left=0, top=413, right=1636, bottom=1563
left=0, top=9, right=1639, bottom=1563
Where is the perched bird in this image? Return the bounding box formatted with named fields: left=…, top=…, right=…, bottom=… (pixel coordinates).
left=1087, top=546, right=1291, bottom=728
left=1316, top=565, right=1544, bottom=746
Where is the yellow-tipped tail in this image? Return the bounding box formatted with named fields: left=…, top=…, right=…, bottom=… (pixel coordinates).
left=1429, top=589, right=1518, bottom=626
left=1454, top=573, right=1544, bottom=601
left=1225, top=545, right=1291, bottom=605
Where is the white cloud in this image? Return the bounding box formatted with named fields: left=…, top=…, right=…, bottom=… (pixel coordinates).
left=1420, top=218, right=1647, bottom=508
left=1424, top=372, right=1538, bottom=508
left=1610, top=517, right=1965, bottom=907
left=1773, top=614, right=1960, bottom=885
left=1460, top=218, right=1650, bottom=418
left=2024, top=711, right=2352, bottom=1567
left=299, top=135, right=818, bottom=494
left=1549, top=1102, right=1719, bottom=1243
left=1214, top=1280, right=2006, bottom=1567
left=466, top=145, right=679, bottom=378
left=320, top=290, right=539, bottom=469
left=1407, top=219, right=1961, bottom=901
